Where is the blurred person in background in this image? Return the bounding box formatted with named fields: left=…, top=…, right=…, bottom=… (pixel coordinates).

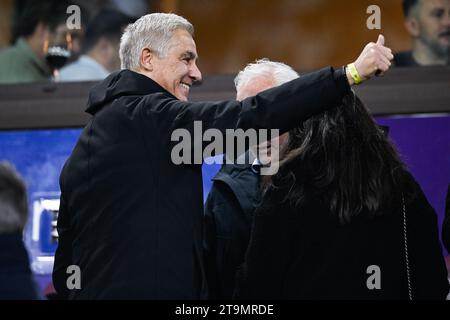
left=0, top=162, right=41, bottom=300
left=204, top=59, right=297, bottom=299
left=60, top=9, right=134, bottom=82
left=110, top=0, right=149, bottom=19
left=0, top=0, right=73, bottom=84
left=395, top=0, right=450, bottom=66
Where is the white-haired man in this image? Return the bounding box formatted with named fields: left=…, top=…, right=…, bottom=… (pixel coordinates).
left=204, top=59, right=298, bottom=299
left=53, top=13, right=393, bottom=299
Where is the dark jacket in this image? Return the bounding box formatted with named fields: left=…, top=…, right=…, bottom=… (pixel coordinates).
left=204, top=154, right=260, bottom=299
left=0, top=233, right=41, bottom=300
left=53, top=68, right=350, bottom=299
left=235, top=171, right=449, bottom=300
left=443, top=185, right=450, bottom=253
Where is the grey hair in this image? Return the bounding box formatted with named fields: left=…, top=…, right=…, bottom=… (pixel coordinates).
left=119, top=13, right=194, bottom=70
left=0, top=162, right=28, bottom=234
left=234, top=58, right=299, bottom=92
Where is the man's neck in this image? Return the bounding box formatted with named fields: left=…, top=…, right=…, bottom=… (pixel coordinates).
left=88, top=50, right=111, bottom=72
left=412, top=39, right=449, bottom=66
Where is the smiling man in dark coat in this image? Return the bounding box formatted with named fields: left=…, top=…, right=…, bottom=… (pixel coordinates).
left=52, top=13, right=394, bottom=299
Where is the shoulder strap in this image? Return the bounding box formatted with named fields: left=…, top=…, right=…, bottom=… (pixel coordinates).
left=402, top=193, right=413, bottom=300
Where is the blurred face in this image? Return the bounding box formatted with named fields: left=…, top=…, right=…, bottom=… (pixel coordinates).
left=57, top=24, right=84, bottom=62
left=149, top=29, right=202, bottom=101
left=237, top=76, right=289, bottom=164
left=409, top=0, right=450, bottom=57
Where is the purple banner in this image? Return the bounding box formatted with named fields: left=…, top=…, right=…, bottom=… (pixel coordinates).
left=376, top=114, right=450, bottom=256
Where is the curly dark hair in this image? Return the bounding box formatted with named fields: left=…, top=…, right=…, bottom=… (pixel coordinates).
left=266, top=92, right=408, bottom=224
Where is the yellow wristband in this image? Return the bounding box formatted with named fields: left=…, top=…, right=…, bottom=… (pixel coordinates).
left=347, top=63, right=363, bottom=85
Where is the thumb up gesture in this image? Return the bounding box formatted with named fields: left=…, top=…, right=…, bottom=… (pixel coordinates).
left=347, top=34, right=394, bottom=85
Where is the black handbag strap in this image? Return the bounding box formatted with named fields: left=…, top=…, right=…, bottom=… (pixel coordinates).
left=402, top=193, right=413, bottom=300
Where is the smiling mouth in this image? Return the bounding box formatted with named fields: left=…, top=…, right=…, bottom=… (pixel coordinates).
left=180, top=82, right=191, bottom=91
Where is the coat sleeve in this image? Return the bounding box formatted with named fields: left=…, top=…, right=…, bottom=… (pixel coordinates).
left=52, top=176, right=72, bottom=299
left=406, top=175, right=450, bottom=299
left=203, top=187, right=220, bottom=299
left=142, top=67, right=349, bottom=137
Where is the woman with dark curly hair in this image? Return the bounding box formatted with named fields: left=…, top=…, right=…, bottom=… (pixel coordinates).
left=234, top=93, right=449, bottom=300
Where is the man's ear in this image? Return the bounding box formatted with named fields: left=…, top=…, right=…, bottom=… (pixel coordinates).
left=140, top=47, right=154, bottom=72
left=404, top=17, right=420, bottom=37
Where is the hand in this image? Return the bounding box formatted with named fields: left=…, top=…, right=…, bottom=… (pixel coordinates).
left=346, top=34, right=394, bottom=85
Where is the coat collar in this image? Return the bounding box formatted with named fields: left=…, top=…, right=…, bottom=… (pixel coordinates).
left=86, top=69, right=175, bottom=115
left=212, top=152, right=261, bottom=219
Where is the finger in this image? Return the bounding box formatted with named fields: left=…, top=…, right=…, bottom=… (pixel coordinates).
left=376, top=34, right=385, bottom=46
left=378, top=46, right=394, bottom=60
left=379, top=54, right=392, bottom=68
left=376, top=61, right=390, bottom=73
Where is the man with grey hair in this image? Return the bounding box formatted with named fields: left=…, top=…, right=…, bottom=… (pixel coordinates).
left=0, top=162, right=40, bottom=299
left=54, top=12, right=394, bottom=299
left=204, top=59, right=298, bottom=299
